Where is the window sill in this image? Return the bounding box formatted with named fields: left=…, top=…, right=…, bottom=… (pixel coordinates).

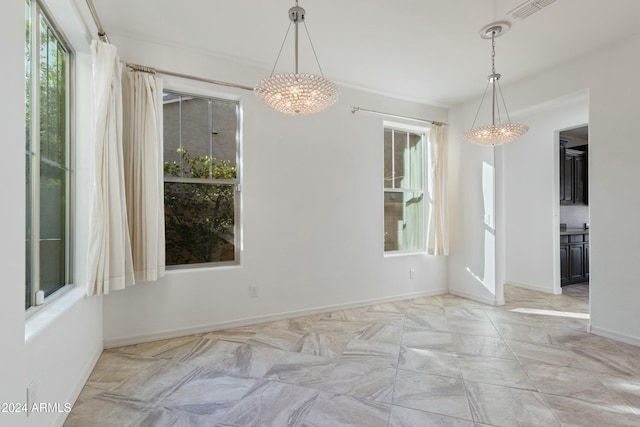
left=384, top=250, right=427, bottom=258
left=25, top=285, right=85, bottom=344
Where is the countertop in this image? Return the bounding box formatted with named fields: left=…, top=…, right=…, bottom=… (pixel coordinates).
left=560, top=228, right=590, bottom=235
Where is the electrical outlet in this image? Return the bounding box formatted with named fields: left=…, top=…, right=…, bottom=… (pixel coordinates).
left=409, top=269, right=416, bottom=280
left=27, top=380, right=37, bottom=417
left=248, top=286, right=258, bottom=298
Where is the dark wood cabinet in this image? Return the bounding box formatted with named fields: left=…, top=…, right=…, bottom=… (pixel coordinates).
left=560, top=142, right=588, bottom=205
left=560, top=233, right=589, bottom=286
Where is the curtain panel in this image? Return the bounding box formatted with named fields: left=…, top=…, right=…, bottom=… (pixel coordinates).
left=122, top=70, right=166, bottom=282
left=427, top=125, right=449, bottom=256
left=87, top=41, right=135, bottom=295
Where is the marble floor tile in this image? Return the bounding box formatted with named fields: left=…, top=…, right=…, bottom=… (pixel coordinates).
left=523, top=362, right=632, bottom=407
left=115, top=335, right=205, bottom=361
left=200, top=325, right=262, bottom=343
left=404, top=310, right=449, bottom=331
left=85, top=351, right=172, bottom=392
left=65, top=285, right=640, bottom=427
left=446, top=319, right=500, bottom=338
left=354, top=322, right=404, bottom=344
left=217, top=380, right=319, bottom=427
left=465, top=381, right=562, bottom=427
left=543, top=393, right=640, bottom=427
left=569, top=346, right=640, bottom=377
left=139, top=407, right=225, bottom=427
left=594, top=371, right=640, bottom=415
left=301, top=394, right=391, bottom=427
left=292, top=331, right=351, bottom=358
left=317, top=360, right=396, bottom=403
left=398, top=347, right=461, bottom=379
left=248, top=328, right=307, bottom=352
left=392, top=370, right=472, bottom=420
left=64, top=392, right=153, bottom=427
left=264, top=352, right=337, bottom=387
left=402, top=328, right=454, bottom=352
left=506, top=339, right=585, bottom=368
left=457, top=355, right=534, bottom=390
left=155, top=368, right=257, bottom=417
left=341, top=338, right=400, bottom=368
left=451, top=334, right=515, bottom=359
left=443, top=307, right=491, bottom=321
left=388, top=405, right=476, bottom=427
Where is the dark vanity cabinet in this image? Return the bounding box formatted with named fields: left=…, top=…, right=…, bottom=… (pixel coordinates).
left=560, top=232, right=589, bottom=286
left=560, top=142, right=588, bottom=205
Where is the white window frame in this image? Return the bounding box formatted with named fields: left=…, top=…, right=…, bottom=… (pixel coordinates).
left=383, top=121, right=429, bottom=256
left=162, top=86, right=243, bottom=269
left=25, top=0, right=74, bottom=314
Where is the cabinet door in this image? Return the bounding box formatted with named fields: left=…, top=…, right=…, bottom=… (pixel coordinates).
left=569, top=243, right=585, bottom=281
left=574, top=154, right=587, bottom=204
left=560, top=244, right=569, bottom=285
left=562, top=156, right=574, bottom=203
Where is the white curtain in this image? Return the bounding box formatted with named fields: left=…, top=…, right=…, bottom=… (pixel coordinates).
left=87, top=41, right=135, bottom=295
left=122, top=70, right=166, bottom=282
left=426, top=124, right=449, bottom=256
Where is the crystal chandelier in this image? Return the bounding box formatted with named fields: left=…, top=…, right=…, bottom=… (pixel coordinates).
left=254, top=1, right=339, bottom=116
left=464, top=23, right=528, bottom=146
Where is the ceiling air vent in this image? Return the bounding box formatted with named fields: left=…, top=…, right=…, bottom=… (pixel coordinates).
left=508, top=0, right=557, bottom=20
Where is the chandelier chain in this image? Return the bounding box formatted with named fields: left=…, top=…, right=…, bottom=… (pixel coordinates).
left=491, top=32, right=496, bottom=75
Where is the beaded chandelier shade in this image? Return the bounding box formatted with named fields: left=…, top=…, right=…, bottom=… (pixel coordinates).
left=464, top=23, right=529, bottom=146
left=254, top=1, right=339, bottom=116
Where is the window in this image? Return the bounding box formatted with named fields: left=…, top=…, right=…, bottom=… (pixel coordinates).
left=163, top=91, right=240, bottom=267
left=25, top=0, right=72, bottom=309
left=383, top=125, right=427, bottom=253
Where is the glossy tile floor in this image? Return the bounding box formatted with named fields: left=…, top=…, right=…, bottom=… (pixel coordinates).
left=64, top=284, right=640, bottom=426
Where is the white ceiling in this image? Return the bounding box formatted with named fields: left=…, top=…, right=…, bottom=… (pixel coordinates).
left=88, top=0, right=640, bottom=107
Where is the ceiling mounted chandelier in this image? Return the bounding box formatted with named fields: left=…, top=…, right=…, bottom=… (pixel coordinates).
left=464, top=22, right=529, bottom=146
left=254, top=0, right=339, bottom=116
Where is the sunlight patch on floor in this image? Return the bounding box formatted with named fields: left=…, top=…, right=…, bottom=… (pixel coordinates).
left=509, top=308, right=590, bottom=319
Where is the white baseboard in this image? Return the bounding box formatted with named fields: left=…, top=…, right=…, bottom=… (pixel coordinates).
left=104, top=288, right=449, bottom=348
left=590, top=325, right=640, bottom=347
left=54, top=341, right=103, bottom=427
left=448, top=289, right=502, bottom=307
left=507, top=281, right=560, bottom=295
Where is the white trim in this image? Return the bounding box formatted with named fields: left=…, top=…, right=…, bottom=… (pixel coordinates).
left=506, top=281, right=561, bottom=295
left=589, top=325, right=640, bottom=348
left=104, top=288, right=449, bottom=348
left=53, top=341, right=102, bottom=427
left=448, top=289, right=503, bottom=307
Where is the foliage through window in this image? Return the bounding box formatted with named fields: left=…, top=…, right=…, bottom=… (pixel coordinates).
left=25, top=0, right=72, bottom=309
left=384, top=125, right=427, bottom=253
left=163, top=91, right=240, bottom=266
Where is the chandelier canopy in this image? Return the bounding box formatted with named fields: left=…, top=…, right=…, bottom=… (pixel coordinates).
left=254, top=1, right=339, bottom=116
left=464, top=23, right=529, bottom=146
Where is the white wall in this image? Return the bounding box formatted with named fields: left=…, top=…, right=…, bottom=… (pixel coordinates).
left=102, top=35, right=449, bottom=346
left=504, top=94, right=588, bottom=294
left=450, top=33, right=640, bottom=345
left=1, top=0, right=28, bottom=426
left=1, top=1, right=105, bottom=426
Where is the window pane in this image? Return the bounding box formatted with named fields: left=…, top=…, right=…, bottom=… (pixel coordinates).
left=384, top=191, right=424, bottom=252
left=40, top=161, right=66, bottom=296
left=211, top=99, right=238, bottom=168
left=164, top=182, right=236, bottom=265
left=407, top=133, right=423, bottom=189
left=181, top=97, right=210, bottom=166
left=163, top=93, right=182, bottom=176
left=384, top=128, right=393, bottom=188
left=393, top=131, right=406, bottom=189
